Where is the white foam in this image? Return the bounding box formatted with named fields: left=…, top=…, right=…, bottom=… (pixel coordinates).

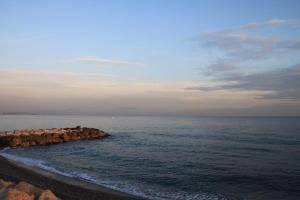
left=0, top=149, right=223, bottom=200
left=0, top=148, right=75, bottom=178
left=0, top=150, right=45, bottom=167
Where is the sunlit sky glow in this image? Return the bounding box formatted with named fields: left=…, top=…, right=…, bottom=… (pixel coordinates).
left=1, top=0, right=300, bottom=116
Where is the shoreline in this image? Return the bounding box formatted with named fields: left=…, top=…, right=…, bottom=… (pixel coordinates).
left=0, top=155, right=145, bottom=200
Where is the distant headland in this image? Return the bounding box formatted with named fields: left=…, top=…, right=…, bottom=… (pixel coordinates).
left=1, top=112, right=38, bottom=115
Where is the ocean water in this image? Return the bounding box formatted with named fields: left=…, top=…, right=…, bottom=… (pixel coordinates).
left=0, top=115, right=299, bottom=200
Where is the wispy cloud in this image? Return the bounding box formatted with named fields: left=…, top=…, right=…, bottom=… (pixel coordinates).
left=189, top=19, right=300, bottom=101
left=0, top=68, right=196, bottom=98
left=201, top=31, right=276, bottom=60
left=187, top=63, right=300, bottom=100
left=196, top=19, right=299, bottom=62
left=77, top=56, right=144, bottom=66
left=201, top=59, right=240, bottom=76
left=241, top=19, right=291, bottom=30
left=279, top=39, right=300, bottom=50
left=203, top=32, right=275, bottom=47
left=0, top=69, right=115, bottom=94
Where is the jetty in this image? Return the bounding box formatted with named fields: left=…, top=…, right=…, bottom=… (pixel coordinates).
left=0, top=126, right=110, bottom=148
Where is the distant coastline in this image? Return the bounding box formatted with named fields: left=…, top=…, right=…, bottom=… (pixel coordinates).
left=1, top=113, right=300, bottom=118
left=1, top=112, right=38, bottom=115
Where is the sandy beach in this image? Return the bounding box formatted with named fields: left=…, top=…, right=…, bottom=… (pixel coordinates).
left=0, top=155, right=144, bottom=200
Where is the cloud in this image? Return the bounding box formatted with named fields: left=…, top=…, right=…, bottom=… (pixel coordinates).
left=279, top=39, right=300, bottom=50
left=0, top=68, right=198, bottom=98
left=187, top=63, right=300, bottom=100
left=185, top=86, right=223, bottom=92
left=203, top=32, right=275, bottom=48
left=2, top=69, right=253, bottom=116
left=201, top=31, right=276, bottom=60
left=0, top=69, right=117, bottom=97
left=1, top=68, right=299, bottom=116
left=77, top=56, right=143, bottom=66
left=200, top=59, right=240, bottom=76
left=241, top=19, right=290, bottom=29
left=193, top=18, right=300, bottom=87
left=189, top=19, right=300, bottom=101
left=196, top=19, right=300, bottom=63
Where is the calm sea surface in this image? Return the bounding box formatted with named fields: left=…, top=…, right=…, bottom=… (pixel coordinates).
left=0, top=115, right=299, bottom=200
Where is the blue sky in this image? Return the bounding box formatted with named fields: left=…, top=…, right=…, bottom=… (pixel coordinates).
left=0, top=0, right=300, bottom=116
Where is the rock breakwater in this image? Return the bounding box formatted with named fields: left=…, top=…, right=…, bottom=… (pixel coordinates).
left=0, top=127, right=110, bottom=148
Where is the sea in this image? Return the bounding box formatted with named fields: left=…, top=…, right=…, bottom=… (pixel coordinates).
left=0, top=115, right=299, bottom=200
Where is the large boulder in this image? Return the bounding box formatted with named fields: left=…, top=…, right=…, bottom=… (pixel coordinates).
left=0, top=179, right=60, bottom=200
left=0, top=179, right=13, bottom=190
left=0, top=189, right=34, bottom=200
left=15, top=181, right=43, bottom=197
left=38, top=190, right=59, bottom=200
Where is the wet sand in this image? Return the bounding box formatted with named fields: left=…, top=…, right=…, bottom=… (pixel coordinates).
left=0, top=155, right=145, bottom=200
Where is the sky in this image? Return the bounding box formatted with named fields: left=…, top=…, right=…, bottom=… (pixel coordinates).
left=0, top=0, right=300, bottom=116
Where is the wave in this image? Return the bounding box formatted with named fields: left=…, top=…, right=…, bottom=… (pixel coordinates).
left=0, top=148, right=224, bottom=200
